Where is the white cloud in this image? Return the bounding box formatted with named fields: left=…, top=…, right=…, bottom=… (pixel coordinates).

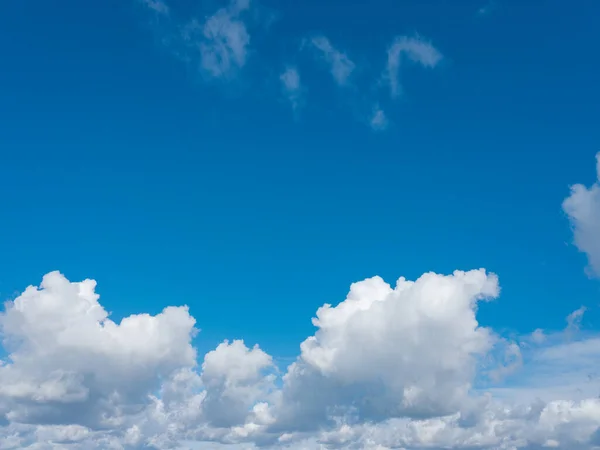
left=0, top=271, right=197, bottom=430
left=566, top=306, right=587, bottom=334
left=198, top=0, right=251, bottom=78
left=563, top=152, right=600, bottom=277
left=272, top=270, right=499, bottom=432
left=1, top=270, right=600, bottom=449
left=142, top=0, right=169, bottom=15
left=143, top=0, right=254, bottom=79
left=370, top=106, right=388, bottom=131
left=310, top=36, right=355, bottom=86
left=386, top=35, right=442, bottom=98
left=280, top=66, right=303, bottom=111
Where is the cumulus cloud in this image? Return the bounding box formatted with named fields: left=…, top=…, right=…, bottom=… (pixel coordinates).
left=0, top=272, right=197, bottom=432
left=386, top=35, right=442, bottom=98
left=309, top=36, right=355, bottom=86
left=563, top=152, right=600, bottom=277
left=1, top=269, right=599, bottom=449
left=280, top=66, right=303, bottom=111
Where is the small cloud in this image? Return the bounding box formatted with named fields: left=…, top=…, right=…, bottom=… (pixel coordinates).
left=141, top=0, right=169, bottom=15
left=386, top=35, right=442, bottom=98
left=197, top=0, right=251, bottom=78
left=369, top=106, right=388, bottom=131
left=143, top=0, right=255, bottom=80
left=309, top=36, right=355, bottom=86
left=566, top=306, right=587, bottom=333
left=280, top=66, right=304, bottom=112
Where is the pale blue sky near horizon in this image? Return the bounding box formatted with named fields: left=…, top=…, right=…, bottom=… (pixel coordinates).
left=1, top=0, right=599, bottom=361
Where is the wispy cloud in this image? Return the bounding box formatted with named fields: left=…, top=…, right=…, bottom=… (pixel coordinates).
left=142, top=0, right=255, bottom=80
left=190, top=0, right=251, bottom=79
left=202, top=0, right=251, bottom=78
left=309, top=36, right=355, bottom=86
left=280, top=66, right=303, bottom=112
left=369, top=106, right=388, bottom=131
left=141, top=0, right=169, bottom=15
left=566, top=306, right=587, bottom=334
left=386, top=35, right=442, bottom=98
left=139, top=2, right=442, bottom=132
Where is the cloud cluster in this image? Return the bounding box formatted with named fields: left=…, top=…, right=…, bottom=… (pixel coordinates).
left=139, top=0, right=443, bottom=129
left=563, top=152, right=600, bottom=277
left=2, top=260, right=600, bottom=449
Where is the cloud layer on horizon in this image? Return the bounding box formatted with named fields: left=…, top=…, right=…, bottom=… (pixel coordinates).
left=3, top=150, right=600, bottom=450
left=1, top=154, right=599, bottom=449
left=1, top=265, right=599, bottom=450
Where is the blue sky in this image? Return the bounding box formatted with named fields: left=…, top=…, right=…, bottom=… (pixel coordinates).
left=1, top=1, right=600, bottom=449
left=2, top=0, right=598, bottom=357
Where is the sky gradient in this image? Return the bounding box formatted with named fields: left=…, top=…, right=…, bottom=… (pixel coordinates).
left=1, top=0, right=600, bottom=449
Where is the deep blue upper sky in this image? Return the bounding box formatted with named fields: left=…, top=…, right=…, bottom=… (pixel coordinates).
left=1, top=0, right=599, bottom=359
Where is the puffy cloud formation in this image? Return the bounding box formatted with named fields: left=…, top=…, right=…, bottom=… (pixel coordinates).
left=1, top=267, right=600, bottom=449
left=563, top=152, right=600, bottom=277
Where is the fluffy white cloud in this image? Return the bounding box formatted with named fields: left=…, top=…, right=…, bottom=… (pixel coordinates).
left=563, top=152, right=600, bottom=277
left=270, top=270, right=500, bottom=433
left=1, top=268, right=599, bottom=449
left=386, top=35, right=442, bottom=98
left=0, top=271, right=197, bottom=429
left=309, top=36, right=355, bottom=86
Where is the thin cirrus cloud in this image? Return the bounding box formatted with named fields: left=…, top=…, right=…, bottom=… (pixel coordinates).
left=370, top=105, right=389, bottom=131
left=142, top=0, right=169, bottom=15
left=280, top=66, right=303, bottom=111
left=308, top=35, right=356, bottom=87
left=141, top=0, right=254, bottom=80
left=197, top=0, right=251, bottom=78
left=139, top=0, right=443, bottom=130
left=386, top=35, right=443, bottom=98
